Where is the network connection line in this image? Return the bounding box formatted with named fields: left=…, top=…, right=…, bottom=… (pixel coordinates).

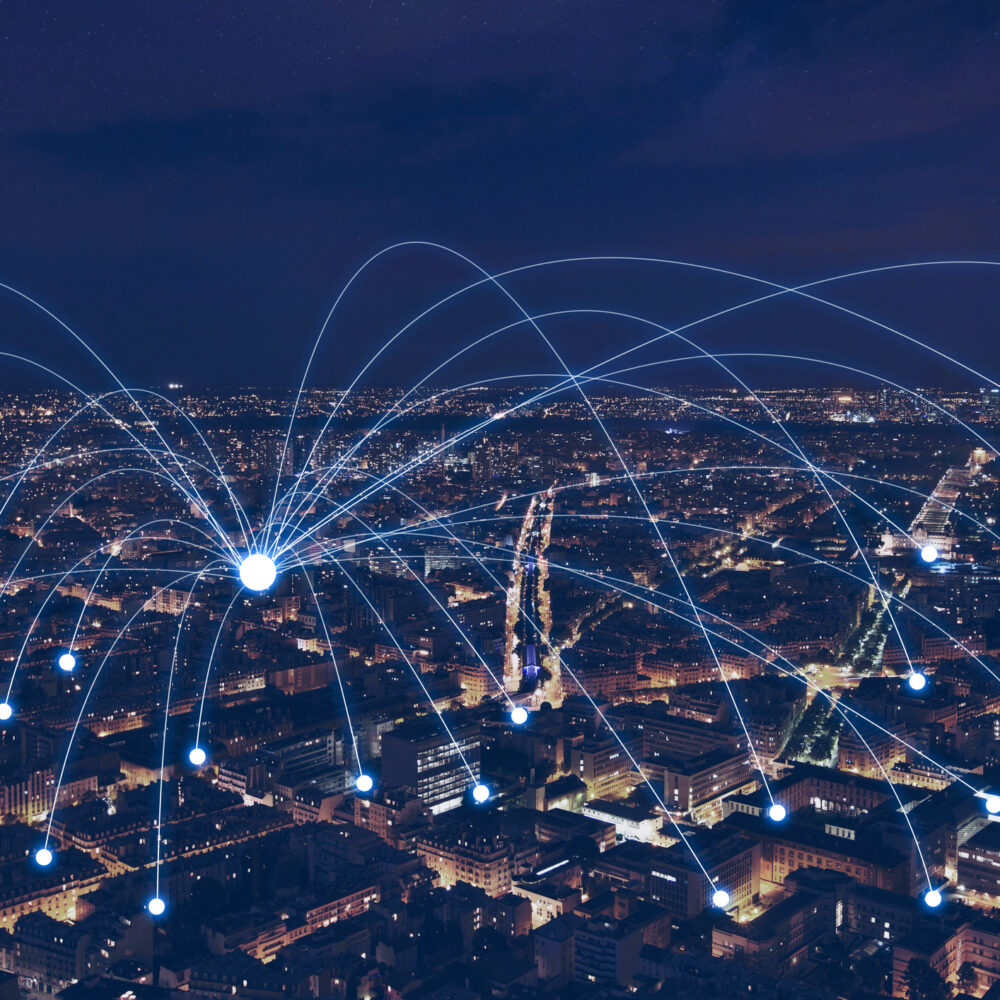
left=334, top=556, right=481, bottom=790
left=340, top=534, right=944, bottom=889
left=152, top=562, right=224, bottom=904
left=4, top=521, right=225, bottom=706
left=333, top=497, right=756, bottom=895
left=193, top=589, right=244, bottom=756
left=39, top=565, right=222, bottom=862
left=267, top=253, right=1000, bottom=554
left=291, top=553, right=365, bottom=777
left=344, top=542, right=987, bottom=804
left=0, top=286, right=249, bottom=559
left=387, top=511, right=1000, bottom=698
left=5, top=247, right=1000, bottom=917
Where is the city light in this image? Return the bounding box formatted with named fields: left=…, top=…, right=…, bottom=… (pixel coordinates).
left=0, top=248, right=995, bottom=954
left=239, top=553, right=277, bottom=591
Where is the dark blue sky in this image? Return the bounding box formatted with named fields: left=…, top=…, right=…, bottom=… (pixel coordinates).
left=0, top=2, right=998, bottom=389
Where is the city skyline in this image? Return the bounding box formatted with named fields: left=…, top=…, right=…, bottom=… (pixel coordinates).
left=2, top=3, right=999, bottom=999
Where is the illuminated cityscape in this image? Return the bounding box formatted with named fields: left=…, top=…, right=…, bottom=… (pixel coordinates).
left=2, top=2, right=999, bottom=998
left=2, top=277, right=1000, bottom=999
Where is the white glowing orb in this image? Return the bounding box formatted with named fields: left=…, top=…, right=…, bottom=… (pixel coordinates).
left=239, top=553, right=277, bottom=591
left=58, top=652, right=76, bottom=672
left=920, top=545, right=939, bottom=564
left=924, top=889, right=942, bottom=908
left=986, top=795, right=1000, bottom=814
left=189, top=747, right=207, bottom=767
left=35, top=848, right=53, bottom=867
left=712, top=889, right=730, bottom=908
left=0, top=703, right=11, bottom=722
left=907, top=672, right=927, bottom=691
left=355, top=774, right=374, bottom=793
left=472, top=783, right=490, bottom=803
left=768, top=803, right=787, bottom=822
left=511, top=706, right=528, bottom=725
left=147, top=897, right=166, bottom=916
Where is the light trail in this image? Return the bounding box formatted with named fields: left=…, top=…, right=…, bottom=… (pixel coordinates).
left=2, top=249, right=1000, bottom=913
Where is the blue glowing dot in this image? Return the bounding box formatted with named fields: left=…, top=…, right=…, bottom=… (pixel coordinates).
left=908, top=672, right=927, bottom=692
left=986, top=795, right=1000, bottom=814
left=472, top=784, right=490, bottom=804
left=35, top=848, right=53, bottom=867
left=924, top=889, right=942, bottom=908
left=0, top=703, right=11, bottom=722
left=768, top=803, right=787, bottom=822
left=239, top=553, right=277, bottom=592
left=188, top=747, right=207, bottom=767
left=147, top=897, right=166, bottom=916
left=355, top=774, right=374, bottom=793
left=712, top=889, right=730, bottom=908
left=920, top=545, right=939, bottom=564
left=511, top=706, right=528, bottom=725
left=58, top=652, right=76, bottom=672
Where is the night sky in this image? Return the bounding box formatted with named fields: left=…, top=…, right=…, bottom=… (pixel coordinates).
left=1, top=2, right=998, bottom=390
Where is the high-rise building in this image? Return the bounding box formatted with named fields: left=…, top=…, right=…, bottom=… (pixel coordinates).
left=380, top=717, right=481, bottom=814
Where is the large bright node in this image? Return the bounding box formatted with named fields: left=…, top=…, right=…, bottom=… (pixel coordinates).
left=472, top=783, right=491, bottom=804
left=58, top=652, right=76, bottom=672
left=355, top=774, right=374, bottom=793
left=908, top=672, right=927, bottom=692
left=147, top=896, right=166, bottom=916
left=924, top=889, right=943, bottom=908
left=188, top=747, right=207, bottom=767
left=768, top=803, right=787, bottom=822
left=985, top=794, right=1000, bottom=814
left=239, top=553, right=277, bottom=592
left=712, top=889, right=730, bottom=909
left=511, top=706, right=528, bottom=725
left=35, top=847, right=53, bottom=867
left=920, top=544, right=939, bottom=564
left=0, top=702, right=11, bottom=722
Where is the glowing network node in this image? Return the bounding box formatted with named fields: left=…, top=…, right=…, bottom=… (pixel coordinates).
left=920, top=544, right=939, bottom=564
left=239, top=553, right=277, bottom=592
left=35, top=847, right=53, bottom=867
left=924, top=889, right=943, bottom=908
left=510, top=706, right=528, bottom=725
left=907, top=672, right=927, bottom=692
left=188, top=747, right=207, bottom=767
left=147, top=897, right=166, bottom=916
left=355, top=774, right=374, bottom=793
left=768, top=803, right=787, bottom=822
left=986, top=795, right=1000, bottom=814
left=712, top=889, right=730, bottom=909
left=57, top=652, right=76, bottom=672
left=472, top=783, right=491, bottom=804
left=0, top=703, right=11, bottom=722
